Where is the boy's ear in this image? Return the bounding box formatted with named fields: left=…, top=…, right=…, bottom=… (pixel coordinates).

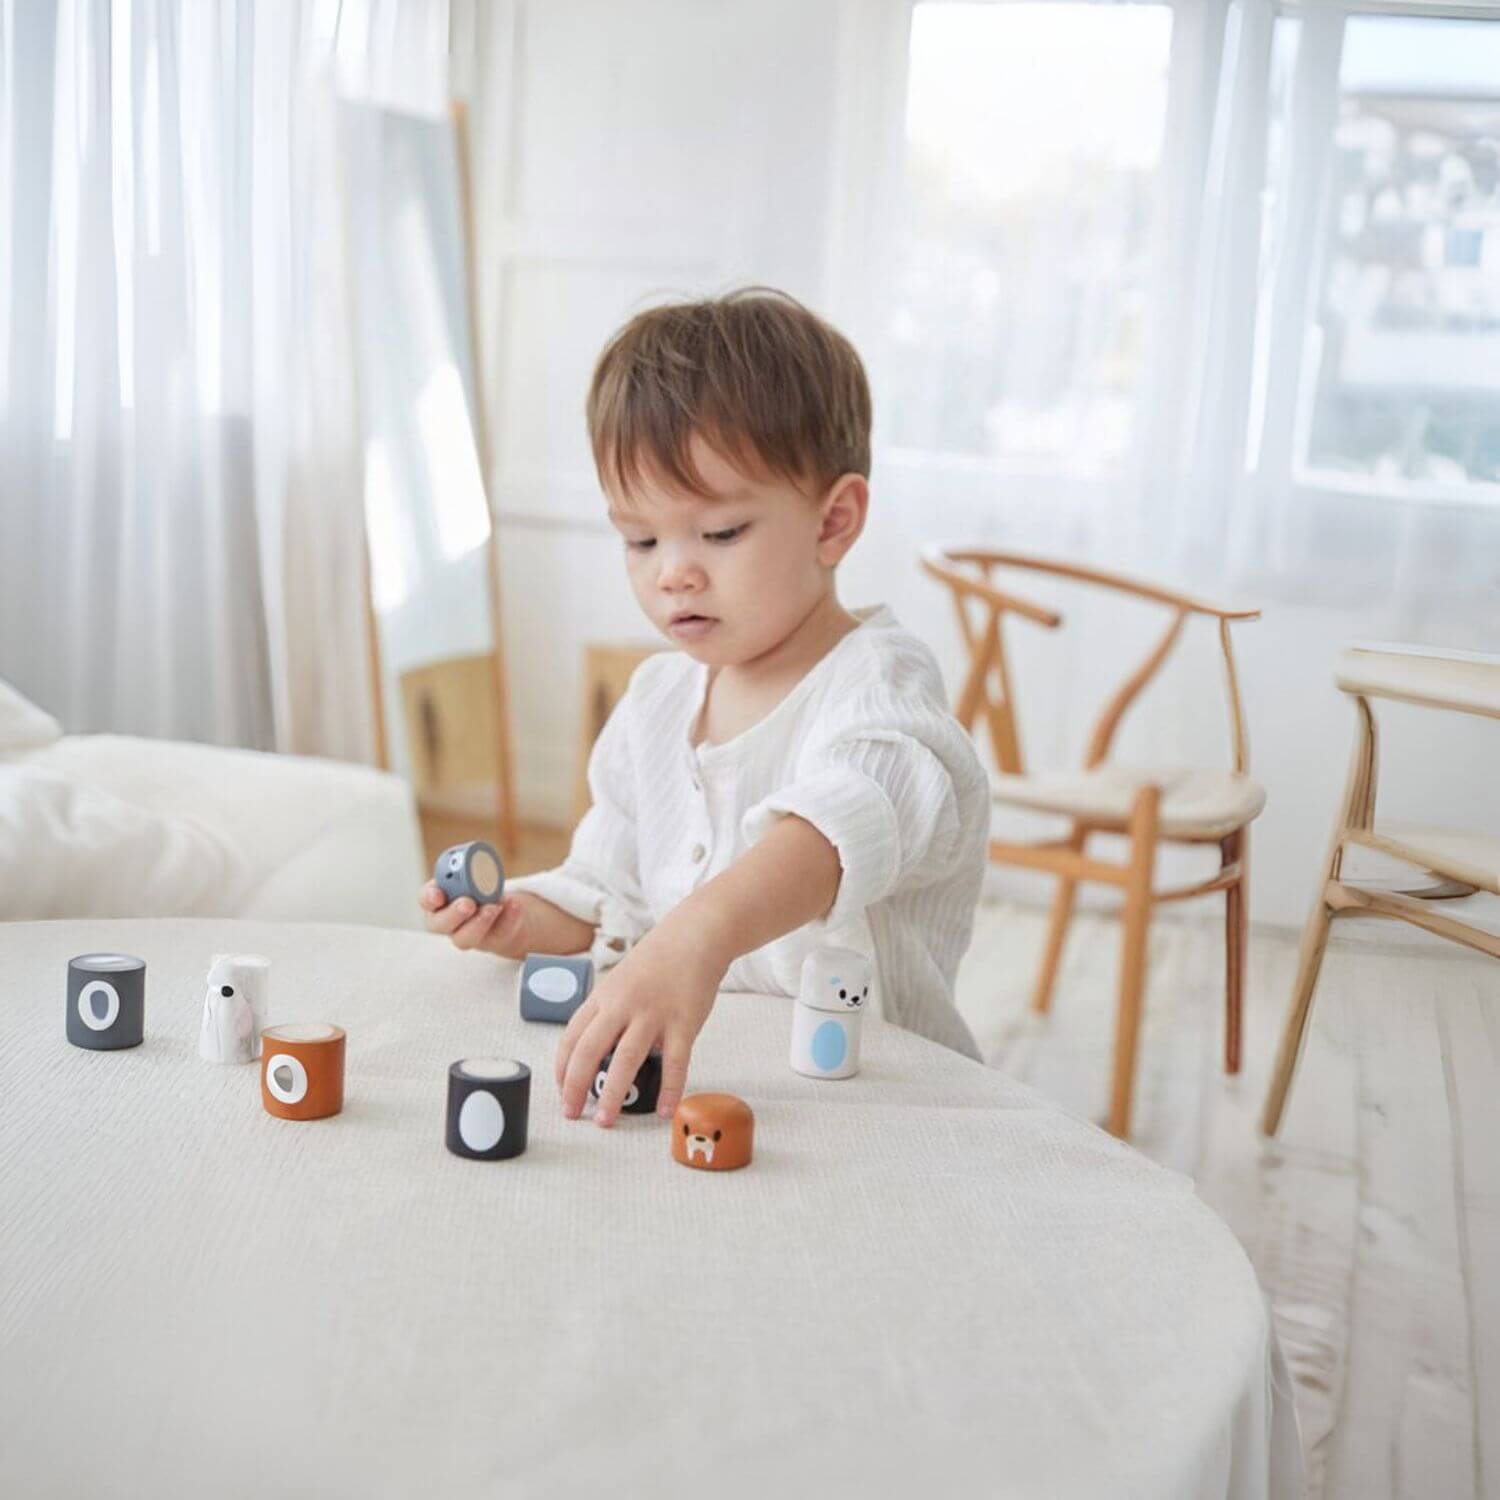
left=816, top=473, right=869, bottom=565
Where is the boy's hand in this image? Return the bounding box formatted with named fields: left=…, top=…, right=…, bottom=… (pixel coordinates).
left=555, top=916, right=727, bottom=1127
left=420, top=882, right=536, bottom=961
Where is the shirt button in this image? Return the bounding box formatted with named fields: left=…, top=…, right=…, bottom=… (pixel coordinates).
left=690, top=842, right=706, bottom=863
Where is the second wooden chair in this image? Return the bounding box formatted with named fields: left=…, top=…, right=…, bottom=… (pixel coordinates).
left=922, top=545, right=1266, bottom=1138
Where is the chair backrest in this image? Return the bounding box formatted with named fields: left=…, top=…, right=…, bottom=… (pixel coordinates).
left=920, top=544, right=1261, bottom=776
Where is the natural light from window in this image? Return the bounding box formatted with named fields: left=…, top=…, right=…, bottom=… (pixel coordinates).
left=1300, top=16, right=1500, bottom=496
left=889, top=1, right=1173, bottom=474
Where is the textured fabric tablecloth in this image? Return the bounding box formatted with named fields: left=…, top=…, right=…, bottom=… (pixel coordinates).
left=0, top=920, right=1303, bottom=1499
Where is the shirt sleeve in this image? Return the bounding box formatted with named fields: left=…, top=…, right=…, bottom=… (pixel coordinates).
left=504, top=692, right=652, bottom=967
left=739, top=713, right=972, bottom=934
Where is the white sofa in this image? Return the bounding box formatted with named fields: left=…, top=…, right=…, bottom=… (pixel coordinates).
left=0, top=680, right=424, bottom=928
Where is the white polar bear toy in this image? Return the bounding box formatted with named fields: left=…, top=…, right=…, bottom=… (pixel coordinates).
left=198, top=953, right=270, bottom=1065
left=791, top=945, right=872, bottom=1080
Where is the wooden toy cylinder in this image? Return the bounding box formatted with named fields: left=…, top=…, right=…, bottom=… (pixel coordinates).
left=589, top=1049, right=662, bottom=1115
left=200, top=953, right=270, bottom=1065
left=671, top=1093, right=754, bottom=1171
left=434, top=841, right=505, bottom=906
left=798, top=945, right=873, bottom=1013
left=446, top=1059, right=531, bottom=1160
left=66, top=953, right=146, bottom=1051
left=790, top=999, right=862, bottom=1079
left=518, top=953, right=593, bottom=1024
left=260, top=1024, right=345, bottom=1120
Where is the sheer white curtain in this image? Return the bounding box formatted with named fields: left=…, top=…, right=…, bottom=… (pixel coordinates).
left=1173, top=0, right=1500, bottom=644
left=831, top=0, right=1500, bottom=924
left=0, top=0, right=452, bottom=756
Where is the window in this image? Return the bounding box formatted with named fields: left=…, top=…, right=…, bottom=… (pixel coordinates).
left=886, top=1, right=1174, bottom=474
left=1299, top=16, right=1500, bottom=495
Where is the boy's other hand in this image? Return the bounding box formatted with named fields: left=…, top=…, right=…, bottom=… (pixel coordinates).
left=420, top=882, right=533, bottom=961
left=555, top=917, right=726, bottom=1128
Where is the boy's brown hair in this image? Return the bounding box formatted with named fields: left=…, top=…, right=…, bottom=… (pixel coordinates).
left=586, top=287, right=871, bottom=503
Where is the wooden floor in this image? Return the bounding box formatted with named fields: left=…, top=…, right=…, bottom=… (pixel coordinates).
left=954, top=894, right=1500, bottom=1500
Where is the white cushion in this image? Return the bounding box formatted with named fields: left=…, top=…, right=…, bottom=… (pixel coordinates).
left=1337, top=642, right=1500, bottom=719
left=2, top=734, right=424, bottom=925
left=991, top=765, right=1266, bottom=840
left=1353, top=821, right=1500, bottom=897
left=0, top=678, right=62, bottom=752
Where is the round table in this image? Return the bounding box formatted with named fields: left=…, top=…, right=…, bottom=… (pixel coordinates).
left=0, top=921, right=1302, bottom=1498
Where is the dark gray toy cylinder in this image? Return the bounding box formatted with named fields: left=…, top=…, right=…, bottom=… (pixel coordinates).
left=66, top=954, right=146, bottom=1050
left=518, top=953, right=593, bottom=1024
left=446, top=1058, right=531, bottom=1160
left=590, top=1048, right=662, bottom=1115
left=434, top=841, right=506, bottom=905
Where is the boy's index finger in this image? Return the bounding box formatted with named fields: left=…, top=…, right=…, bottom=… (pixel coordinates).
left=560, top=1012, right=620, bottom=1121
left=592, top=1026, right=653, bottom=1129
left=554, top=994, right=598, bottom=1087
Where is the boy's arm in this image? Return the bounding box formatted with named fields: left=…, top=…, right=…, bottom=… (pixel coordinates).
left=557, top=812, right=841, bottom=1124
left=564, top=695, right=981, bottom=1126
left=677, top=812, right=843, bottom=969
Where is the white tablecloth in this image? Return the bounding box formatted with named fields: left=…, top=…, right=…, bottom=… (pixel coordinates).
left=0, top=921, right=1303, bottom=1499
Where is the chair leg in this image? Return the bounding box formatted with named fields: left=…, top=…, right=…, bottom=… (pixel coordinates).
left=1108, top=786, right=1160, bottom=1139
left=1260, top=694, right=1375, bottom=1137
left=1260, top=894, right=1335, bottom=1137
left=1031, top=826, right=1084, bottom=1015
left=1223, top=829, right=1247, bottom=1076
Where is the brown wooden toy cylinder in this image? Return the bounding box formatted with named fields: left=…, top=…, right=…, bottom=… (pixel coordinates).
left=671, top=1093, right=754, bottom=1171
left=260, top=1024, right=346, bottom=1120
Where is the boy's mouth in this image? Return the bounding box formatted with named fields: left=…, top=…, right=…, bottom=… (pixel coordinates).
left=667, top=612, right=718, bottom=640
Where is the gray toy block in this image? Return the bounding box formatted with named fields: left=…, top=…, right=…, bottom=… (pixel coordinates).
left=66, top=953, right=146, bottom=1050
left=434, top=840, right=506, bottom=906
left=518, top=952, right=593, bottom=1024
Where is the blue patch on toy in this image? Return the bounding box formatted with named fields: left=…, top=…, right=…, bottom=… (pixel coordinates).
left=811, top=1019, right=848, bottom=1072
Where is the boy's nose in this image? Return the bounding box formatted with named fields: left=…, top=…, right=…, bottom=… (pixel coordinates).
left=658, top=555, right=706, bottom=592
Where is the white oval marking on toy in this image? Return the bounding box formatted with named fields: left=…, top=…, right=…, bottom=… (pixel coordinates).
left=458, top=1058, right=524, bottom=1080
left=77, top=953, right=139, bottom=971
left=530, top=966, right=580, bottom=1004
left=77, top=980, right=120, bottom=1032
left=686, top=1135, right=715, bottom=1164
left=264, top=1052, right=309, bottom=1104
left=457, top=1090, right=506, bottom=1152
left=271, top=1023, right=337, bottom=1042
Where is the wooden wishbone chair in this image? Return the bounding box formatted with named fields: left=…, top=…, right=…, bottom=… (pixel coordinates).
left=921, top=545, right=1266, bottom=1139
left=1260, top=643, right=1500, bottom=1137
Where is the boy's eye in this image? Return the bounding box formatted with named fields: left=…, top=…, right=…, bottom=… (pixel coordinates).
left=624, top=537, right=656, bottom=552
left=704, top=524, right=748, bottom=544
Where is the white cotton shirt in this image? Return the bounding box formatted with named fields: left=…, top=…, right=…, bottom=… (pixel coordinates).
left=507, top=604, right=988, bottom=1059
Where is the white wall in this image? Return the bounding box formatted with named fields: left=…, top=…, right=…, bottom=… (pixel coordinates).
left=470, top=0, right=845, bottom=822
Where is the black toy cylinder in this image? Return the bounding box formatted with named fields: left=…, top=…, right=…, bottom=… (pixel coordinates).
left=446, top=1058, right=531, bottom=1160
left=590, top=1048, right=662, bottom=1115
left=66, top=954, right=146, bottom=1051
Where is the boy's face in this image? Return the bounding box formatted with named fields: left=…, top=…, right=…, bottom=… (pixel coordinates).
left=607, top=435, right=849, bottom=669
